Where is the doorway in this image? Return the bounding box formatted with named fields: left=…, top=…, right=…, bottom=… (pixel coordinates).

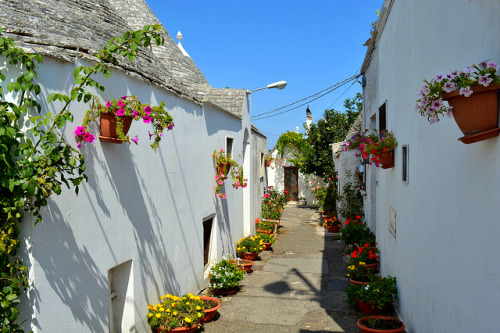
left=284, top=167, right=298, bottom=201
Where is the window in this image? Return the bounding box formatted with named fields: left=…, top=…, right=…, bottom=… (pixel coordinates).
left=402, top=145, right=409, bottom=183
left=226, top=137, right=233, bottom=157
left=203, top=218, right=214, bottom=266
left=378, top=102, right=387, bottom=137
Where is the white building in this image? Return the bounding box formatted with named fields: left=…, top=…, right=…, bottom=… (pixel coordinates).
left=358, top=1, right=500, bottom=332
left=1, top=0, right=267, bottom=331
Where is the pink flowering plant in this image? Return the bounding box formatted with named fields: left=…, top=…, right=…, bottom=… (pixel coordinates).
left=343, top=130, right=396, bottom=167
left=213, top=149, right=247, bottom=199
left=415, top=60, right=500, bottom=124
left=77, top=95, right=174, bottom=151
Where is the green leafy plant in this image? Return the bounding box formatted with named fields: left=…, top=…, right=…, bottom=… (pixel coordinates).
left=323, top=216, right=341, bottom=228
left=340, top=216, right=367, bottom=245
left=350, top=244, right=379, bottom=265
left=236, top=235, right=264, bottom=254
left=257, top=231, right=275, bottom=245
left=337, top=172, right=364, bottom=220
left=147, top=293, right=205, bottom=330
left=79, top=95, right=174, bottom=150
left=255, top=218, right=275, bottom=233
left=0, top=24, right=166, bottom=332
left=261, top=186, right=288, bottom=220
left=213, top=149, right=247, bottom=199
left=209, top=258, right=245, bottom=290
left=347, top=262, right=375, bottom=283
left=345, top=276, right=398, bottom=309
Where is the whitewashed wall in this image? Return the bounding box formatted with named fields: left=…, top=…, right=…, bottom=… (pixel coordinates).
left=362, top=1, right=500, bottom=332
left=267, top=147, right=325, bottom=205
left=7, top=56, right=253, bottom=332
left=333, top=149, right=363, bottom=221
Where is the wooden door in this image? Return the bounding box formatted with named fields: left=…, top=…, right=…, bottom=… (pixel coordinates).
left=284, top=167, right=299, bottom=201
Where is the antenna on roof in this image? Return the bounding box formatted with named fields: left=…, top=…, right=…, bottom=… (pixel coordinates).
left=176, top=31, right=190, bottom=57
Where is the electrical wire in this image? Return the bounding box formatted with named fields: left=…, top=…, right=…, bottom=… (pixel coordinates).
left=251, top=74, right=360, bottom=121
left=314, top=76, right=360, bottom=122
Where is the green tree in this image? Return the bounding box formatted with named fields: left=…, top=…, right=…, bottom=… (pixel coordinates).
left=300, top=92, right=362, bottom=177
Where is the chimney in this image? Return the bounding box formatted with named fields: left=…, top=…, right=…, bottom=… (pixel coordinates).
left=306, top=106, right=312, bottom=128
left=295, top=126, right=299, bottom=133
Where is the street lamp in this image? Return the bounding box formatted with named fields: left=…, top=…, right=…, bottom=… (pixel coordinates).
left=250, top=80, right=287, bottom=93
left=248, top=81, right=287, bottom=115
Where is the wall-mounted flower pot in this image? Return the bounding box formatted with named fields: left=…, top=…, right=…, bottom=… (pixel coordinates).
left=378, top=151, right=394, bottom=169
left=357, top=316, right=405, bottom=333
left=443, top=84, right=500, bottom=144
left=216, top=162, right=232, bottom=177
left=99, top=113, right=134, bottom=143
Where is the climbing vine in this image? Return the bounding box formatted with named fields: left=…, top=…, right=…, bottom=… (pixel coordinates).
left=0, top=24, right=166, bottom=332
left=275, top=131, right=307, bottom=168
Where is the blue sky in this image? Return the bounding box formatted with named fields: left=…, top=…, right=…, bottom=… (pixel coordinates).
left=146, top=1, right=383, bottom=149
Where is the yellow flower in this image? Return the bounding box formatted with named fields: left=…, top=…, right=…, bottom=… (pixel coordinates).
left=148, top=304, right=153, bottom=310
left=160, top=295, right=164, bottom=300
left=148, top=313, right=153, bottom=318
left=196, top=306, right=201, bottom=310
left=183, top=297, right=187, bottom=300
left=195, top=296, right=200, bottom=300
left=166, top=309, right=171, bottom=312
left=197, top=312, right=202, bottom=317
left=359, top=262, right=366, bottom=266
left=186, top=302, right=190, bottom=305
left=173, top=311, right=178, bottom=316
left=155, top=313, right=161, bottom=318
left=159, top=308, right=165, bottom=312
left=185, top=317, right=192, bottom=323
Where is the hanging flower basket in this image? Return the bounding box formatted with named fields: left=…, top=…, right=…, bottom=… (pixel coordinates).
left=443, top=84, right=500, bottom=143
left=377, top=151, right=394, bottom=169
left=217, top=161, right=232, bottom=177
left=99, top=113, right=134, bottom=143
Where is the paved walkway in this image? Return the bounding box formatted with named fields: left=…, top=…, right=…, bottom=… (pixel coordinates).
left=200, top=203, right=363, bottom=333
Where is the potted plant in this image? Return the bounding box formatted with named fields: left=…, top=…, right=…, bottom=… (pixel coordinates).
left=350, top=243, right=380, bottom=273
left=257, top=231, right=275, bottom=250
left=77, top=95, right=174, bottom=150
left=198, top=296, right=221, bottom=324
left=323, top=216, right=342, bottom=233
left=363, top=131, right=398, bottom=169
left=357, top=316, right=405, bottom=333
left=236, top=236, right=263, bottom=261
left=347, top=262, right=375, bottom=285
left=213, top=149, right=247, bottom=199
left=340, top=216, right=367, bottom=246
left=255, top=219, right=276, bottom=235
left=208, top=258, right=245, bottom=296
left=345, top=276, right=398, bottom=315
left=147, top=293, right=204, bottom=333
left=415, top=60, right=500, bottom=143
left=228, top=257, right=254, bottom=273
left=298, top=196, right=307, bottom=206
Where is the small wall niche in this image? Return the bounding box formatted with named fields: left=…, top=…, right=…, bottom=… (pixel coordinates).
left=203, top=217, right=214, bottom=267
left=108, top=260, right=133, bottom=333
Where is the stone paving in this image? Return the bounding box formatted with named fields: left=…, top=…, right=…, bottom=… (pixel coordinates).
left=199, top=203, right=372, bottom=333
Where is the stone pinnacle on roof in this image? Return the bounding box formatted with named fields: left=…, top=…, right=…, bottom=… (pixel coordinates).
left=176, top=31, right=190, bottom=57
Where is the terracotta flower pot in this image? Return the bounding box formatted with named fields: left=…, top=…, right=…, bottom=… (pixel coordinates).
left=262, top=218, right=280, bottom=228
left=356, top=299, right=390, bottom=315
left=349, top=278, right=370, bottom=286
left=238, top=252, right=258, bottom=261
left=443, top=84, right=500, bottom=143
left=99, top=113, right=134, bottom=143
left=325, top=225, right=340, bottom=233
left=256, top=228, right=272, bottom=235
left=216, top=162, right=231, bottom=177
left=229, top=259, right=254, bottom=273
left=210, top=286, right=238, bottom=296
left=364, top=262, right=379, bottom=273
left=262, top=242, right=272, bottom=251
left=199, top=296, right=221, bottom=323
left=357, top=316, right=405, bottom=333
left=377, top=151, right=394, bottom=169
left=156, top=324, right=199, bottom=333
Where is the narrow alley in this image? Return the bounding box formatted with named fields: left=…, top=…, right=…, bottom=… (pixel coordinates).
left=200, top=204, right=393, bottom=333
